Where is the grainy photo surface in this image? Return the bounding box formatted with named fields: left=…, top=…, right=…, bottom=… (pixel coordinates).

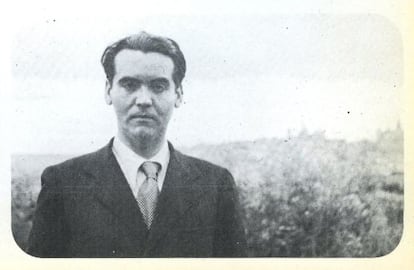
left=11, top=15, right=403, bottom=257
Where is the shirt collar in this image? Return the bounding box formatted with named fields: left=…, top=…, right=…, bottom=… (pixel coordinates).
left=112, top=136, right=170, bottom=190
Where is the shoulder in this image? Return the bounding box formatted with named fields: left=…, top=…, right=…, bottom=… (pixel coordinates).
left=179, top=151, right=225, bottom=170
left=172, top=147, right=235, bottom=185
left=40, top=143, right=110, bottom=185
left=42, top=149, right=99, bottom=173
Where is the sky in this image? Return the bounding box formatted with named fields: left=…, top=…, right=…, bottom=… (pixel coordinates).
left=10, top=14, right=403, bottom=154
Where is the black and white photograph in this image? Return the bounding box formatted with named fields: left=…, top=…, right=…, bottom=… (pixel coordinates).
left=5, top=1, right=409, bottom=262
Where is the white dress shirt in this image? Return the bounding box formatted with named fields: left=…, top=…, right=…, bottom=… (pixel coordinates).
left=112, top=137, right=170, bottom=196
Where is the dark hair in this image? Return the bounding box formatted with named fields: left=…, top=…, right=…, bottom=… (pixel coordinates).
left=101, top=31, right=186, bottom=88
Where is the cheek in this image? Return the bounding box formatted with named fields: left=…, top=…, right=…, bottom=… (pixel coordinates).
left=157, top=92, right=178, bottom=111
left=112, top=99, right=131, bottom=117
left=112, top=93, right=132, bottom=108
left=158, top=104, right=176, bottom=123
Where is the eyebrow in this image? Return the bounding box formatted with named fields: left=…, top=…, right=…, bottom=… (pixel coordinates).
left=118, top=76, right=169, bottom=84
left=118, top=77, right=142, bottom=83
left=150, top=78, right=170, bottom=84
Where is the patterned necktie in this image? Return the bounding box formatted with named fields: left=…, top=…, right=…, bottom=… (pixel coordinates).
left=137, top=161, right=161, bottom=229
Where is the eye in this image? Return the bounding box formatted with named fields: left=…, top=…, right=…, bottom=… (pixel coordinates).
left=149, top=80, right=169, bottom=93
left=119, top=79, right=141, bottom=91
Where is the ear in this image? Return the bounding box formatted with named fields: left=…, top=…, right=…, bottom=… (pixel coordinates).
left=104, top=80, right=112, bottom=105
left=174, top=85, right=183, bottom=108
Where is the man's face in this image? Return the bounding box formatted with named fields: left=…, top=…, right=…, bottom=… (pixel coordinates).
left=105, top=49, right=183, bottom=143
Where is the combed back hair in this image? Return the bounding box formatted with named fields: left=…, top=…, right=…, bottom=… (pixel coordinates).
left=101, top=31, right=186, bottom=88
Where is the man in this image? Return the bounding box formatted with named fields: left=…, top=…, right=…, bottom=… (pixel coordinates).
left=27, top=31, right=246, bottom=257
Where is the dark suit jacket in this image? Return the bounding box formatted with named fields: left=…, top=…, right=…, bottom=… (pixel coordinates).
left=27, top=139, right=246, bottom=257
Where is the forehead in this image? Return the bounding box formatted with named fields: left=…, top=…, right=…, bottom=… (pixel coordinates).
left=113, top=49, right=174, bottom=79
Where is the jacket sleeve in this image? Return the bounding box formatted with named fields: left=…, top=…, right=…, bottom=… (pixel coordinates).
left=213, top=169, right=247, bottom=257
left=26, top=166, right=69, bottom=257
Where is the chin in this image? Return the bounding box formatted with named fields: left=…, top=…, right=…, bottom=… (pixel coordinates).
left=130, top=127, right=160, bottom=141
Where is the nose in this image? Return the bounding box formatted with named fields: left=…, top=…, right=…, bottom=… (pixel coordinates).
left=134, top=85, right=153, bottom=107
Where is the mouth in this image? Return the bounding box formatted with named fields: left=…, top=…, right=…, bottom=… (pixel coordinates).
left=129, top=114, right=157, bottom=122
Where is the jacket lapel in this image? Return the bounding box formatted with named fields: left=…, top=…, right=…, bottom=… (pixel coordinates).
left=81, top=139, right=148, bottom=244
left=144, top=143, right=204, bottom=254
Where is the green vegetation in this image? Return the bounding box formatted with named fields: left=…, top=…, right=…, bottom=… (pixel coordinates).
left=12, top=127, right=403, bottom=257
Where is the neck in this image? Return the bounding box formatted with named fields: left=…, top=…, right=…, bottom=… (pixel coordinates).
left=118, top=131, right=165, bottom=159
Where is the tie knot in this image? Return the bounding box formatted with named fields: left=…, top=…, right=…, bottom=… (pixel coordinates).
left=140, top=161, right=161, bottom=180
